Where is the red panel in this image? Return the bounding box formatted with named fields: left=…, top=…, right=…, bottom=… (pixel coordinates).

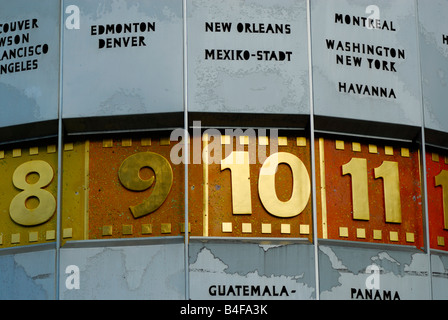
left=316, top=138, right=423, bottom=247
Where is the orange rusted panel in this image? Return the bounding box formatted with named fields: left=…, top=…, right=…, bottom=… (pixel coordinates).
left=426, top=150, right=448, bottom=250
left=87, top=136, right=184, bottom=239
left=315, top=137, right=423, bottom=247
left=189, top=133, right=313, bottom=239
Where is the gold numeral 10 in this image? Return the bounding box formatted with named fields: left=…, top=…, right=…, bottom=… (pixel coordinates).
left=342, top=158, right=402, bottom=223
left=221, top=151, right=311, bottom=218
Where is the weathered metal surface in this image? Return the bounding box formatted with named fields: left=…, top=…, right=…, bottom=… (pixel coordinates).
left=426, top=150, right=448, bottom=250
left=311, top=0, right=422, bottom=129
left=319, top=243, right=430, bottom=300
left=315, top=138, right=423, bottom=247
left=418, top=0, right=448, bottom=136
left=0, top=0, right=60, bottom=130
left=189, top=240, right=316, bottom=299
left=187, top=0, right=309, bottom=115
left=59, top=241, right=185, bottom=299
left=62, top=0, right=183, bottom=120
left=0, top=246, right=55, bottom=299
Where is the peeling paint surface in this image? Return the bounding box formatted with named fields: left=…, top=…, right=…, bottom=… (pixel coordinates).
left=0, top=0, right=59, bottom=128
left=62, top=0, right=183, bottom=119
left=189, top=241, right=316, bottom=299
left=0, top=249, right=55, bottom=300
left=319, top=244, right=430, bottom=300
left=59, top=243, right=185, bottom=299
left=187, top=0, right=310, bottom=114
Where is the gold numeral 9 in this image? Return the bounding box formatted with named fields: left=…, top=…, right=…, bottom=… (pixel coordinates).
left=118, top=152, right=173, bottom=218
left=9, top=160, right=56, bottom=226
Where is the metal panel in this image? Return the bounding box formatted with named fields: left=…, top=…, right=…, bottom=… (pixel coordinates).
left=431, top=252, right=448, bottom=299
left=0, top=0, right=59, bottom=131
left=0, top=246, right=55, bottom=300
left=62, top=0, right=183, bottom=125
left=311, top=0, right=422, bottom=132
left=189, top=240, right=316, bottom=299
left=418, top=0, right=448, bottom=137
left=187, top=0, right=309, bottom=115
left=59, top=241, right=185, bottom=299
left=319, top=242, right=429, bottom=300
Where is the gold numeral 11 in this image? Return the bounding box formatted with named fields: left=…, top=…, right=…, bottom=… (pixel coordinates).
left=435, top=170, right=448, bottom=230
left=342, top=158, right=402, bottom=223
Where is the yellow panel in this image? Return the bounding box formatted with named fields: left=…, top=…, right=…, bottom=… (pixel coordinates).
left=0, top=144, right=58, bottom=248
left=181, top=223, right=191, bottom=233
left=122, top=139, right=132, bottom=147
left=368, top=145, right=377, bottom=154
left=63, top=228, right=73, bottom=239
left=373, top=230, right=382, bottom=240
left=122, top=225, right=133, bottom=235
left=242, top=223, right=252, bottom=233
left=278, top=137, right=288, bottom=146
left=102, top=226, right=113, bottom=236
left=61, top=141, right=89, bottom=243
left=12, top=149, right=21, bottom=157
left=221, top=135, right=230, bottom=145
left=335, top=140, right=345, bottom=150
left=297, top=137, right=307, bottom=147
left=11, top=233, right=20, bottom=244
left=438, top=236, right=445, bottom=246
left=356, top=228, right=366, bottom=239
left=261, top=224, right=272, bottom=234
left=141, top=138, right=152, bottom=146
left=103, top=139, right=113, bottom=148
left=299, top=224, right=310, bottom=235
left=390, top=231, right=399, bottom=242
left=222, top=222, right=232, bottom=233
left=339, top=227, right=348, bottom=237
left=142, top=224, right=152, bottom=234
left=385, top=146, right=394, bottom=155
left=161, top=223, right=172, bottom=233
left=281, top=224, right=291, bottom=234
left=352, top=142, right=361, bottom=152
left=406, top=232, right=415, bottom=243
left=259, top=136, right=269, bottom=146
left=239, top=136, right=249, bottom=145
left=46, top=230, right=56, bottom=240
left=401, top=148, right=410, bottom=158
left=29, top=232, right=38, bottom=242
left=29, top=147, right=39, bottom=155
left=47, top=145, right=56, bottom=153
left=160, top=137, right=171, bottom=146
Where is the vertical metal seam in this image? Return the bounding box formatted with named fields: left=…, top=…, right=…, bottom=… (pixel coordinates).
left=319, top=138, right=327, bottom=239
left=182, top=0, right=190, bottom=300
left=414, top=0, right=433, bottom=300
left=203, top=133, right=209, bottom=237
left=55, top=0, right=65, bottom=300
left=306, top=0, right=320, bottom=300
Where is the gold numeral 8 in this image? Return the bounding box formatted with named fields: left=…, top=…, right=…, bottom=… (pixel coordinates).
left=9, top=160, right=56, bottom=226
